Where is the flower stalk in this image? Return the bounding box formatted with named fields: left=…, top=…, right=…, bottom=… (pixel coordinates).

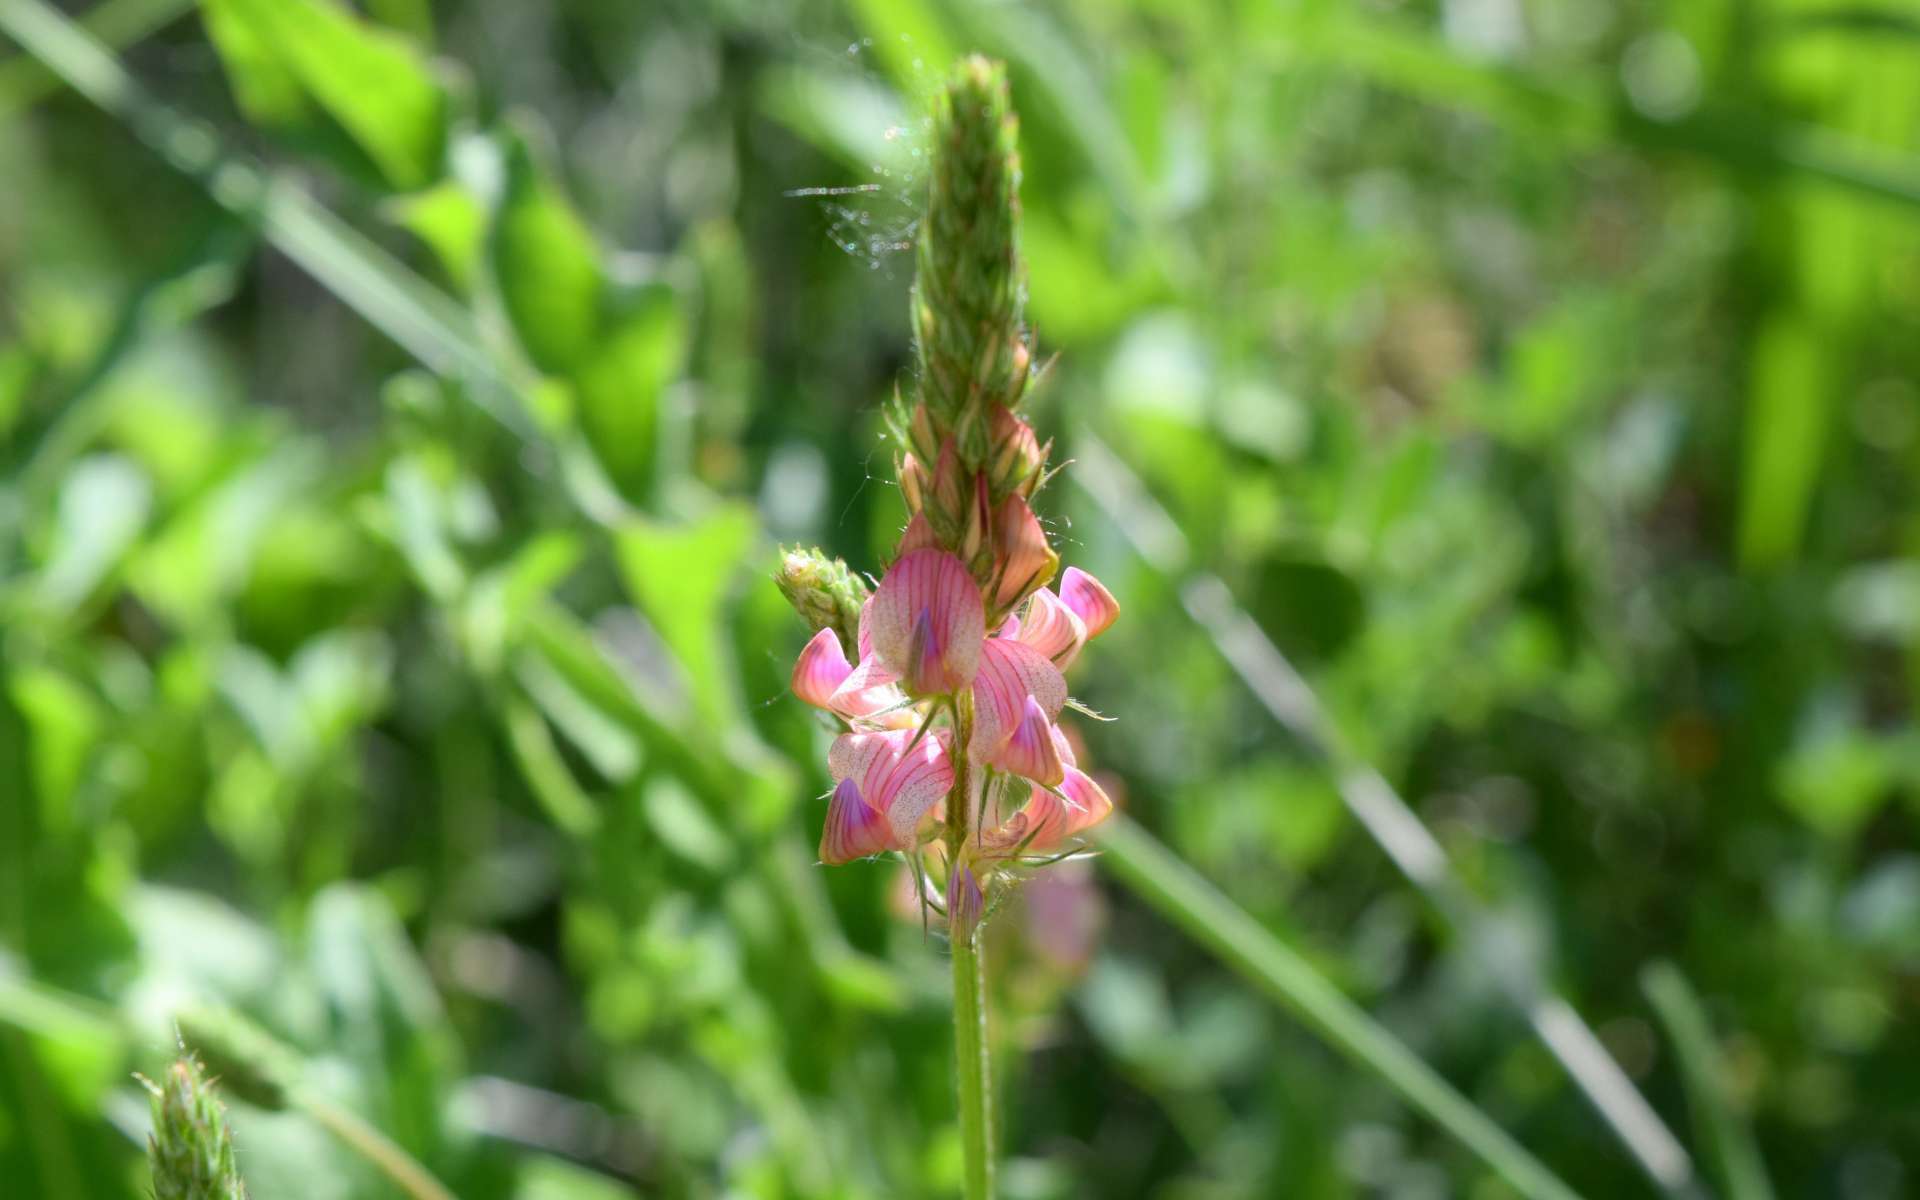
left=777, top=55, right=1119, bottom=1199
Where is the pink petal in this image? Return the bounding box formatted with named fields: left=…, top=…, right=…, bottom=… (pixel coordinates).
left=1051, top=723, right=1078, bottom=769
left=898, top=512, right=938, bottom=554
left=970, top=637, right=1067, bottom=762
left=870, top=729, right=956, bottom=846
left=1059, top=567, right=1119, bottom=639
left=1059, top=767, right=1115, bottom=836
left=947, top=864, right=984, bottom=936
left=987, top=694, right=1066, bottom=787
left=828, top=730, right=900, bottom=789
left=827, top=652, right=902, bottom=719
left=819, top=777, right=892, bottom=863
left=870, top=549, right=984, bottom=695
left=992, top=494, right=1058, bottom=610
left=1007, top=786, right=1074, bottom=851
left=1015, top=587, right=1087, bottom=668
left=792, top=628, right=853, bottom=709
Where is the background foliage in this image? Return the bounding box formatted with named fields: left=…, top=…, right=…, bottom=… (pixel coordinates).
left=3, top=0, right=1919, bottom=1196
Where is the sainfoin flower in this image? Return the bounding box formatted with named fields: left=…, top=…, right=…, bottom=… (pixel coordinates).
left=774, top=55, right=1119, bottom=947
left=790, top=535, right=1118, bottom=876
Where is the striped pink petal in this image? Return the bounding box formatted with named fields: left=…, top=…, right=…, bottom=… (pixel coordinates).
left=1059, top=767, right=1114, bottom=836
left=1016, top=587, right=1087, bottom=668
left=826, top=728, right=955, bottom=850
left=970, top=637, right=1066, bottom=763
left=1007, top=785, right=1074, bottom=851
left=992, top=494, right=1058, bottom=610
left=870, top=549, right=984, bottom=695
left=1059, top=567, right=1119, bottom=639
left=988, top=694, right=1066, bottom=787
left=872, top=729, right=956, bottom=846
left=827, top=652, right=902, bottom=719
left=792, top=628, right=854, bottom=709
left=820, top=777, right=892, bottom=863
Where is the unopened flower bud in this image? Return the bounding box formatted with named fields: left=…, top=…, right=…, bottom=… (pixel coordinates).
left=775, top=547, right=872, bottom=657
left=143, top=1051, right=250, bottom=1200
left=987, top=406, right=1045, bottom=499
left=900, top=453, right=928, bottom=513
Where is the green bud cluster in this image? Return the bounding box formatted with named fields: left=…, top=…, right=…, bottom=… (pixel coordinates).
left=143, top=1053, right=250, bottom=1200
left=900, top=55, right=1032, bottom=473
left=774, top=546, right=872, bottom=655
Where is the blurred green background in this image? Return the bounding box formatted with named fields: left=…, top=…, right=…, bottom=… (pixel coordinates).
left=3, top=0, right=1919, bottom=1196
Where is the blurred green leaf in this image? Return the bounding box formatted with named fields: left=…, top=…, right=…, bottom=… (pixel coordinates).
left=492, top=123, right=606, bottom=376
left=201, top=0, right=448, bottom=191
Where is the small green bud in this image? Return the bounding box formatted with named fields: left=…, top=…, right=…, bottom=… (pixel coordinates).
left=143, top=1052, right=249, bottom=1200
left=775, top=547, right=871, bottom=655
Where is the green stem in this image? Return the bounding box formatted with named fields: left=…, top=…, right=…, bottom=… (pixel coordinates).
left=304, top=1096, right=457, bottom=1200
left=1096, top=814, right=1584, bottom=1200
left=951, top=925, right=994, bottom=1200
left=945, top=688, right=994, bottom=1199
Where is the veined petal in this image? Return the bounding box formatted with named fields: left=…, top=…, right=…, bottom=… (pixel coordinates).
left=988, top=694, right=1066, bottom=786
left=828, top=730, right=901, bottom=788
left=1008, top=786, right=1074, bottom=851
left=1059, top=567, right=1119, bottom=639
left=1016, top=587, right=1087, bottom=668
left=970, top=637, right=1067, bottom=762
left=871, top=729, right=956, bottom=846
left=1059, top=767, right=1115, bottom=836
left=820, top=777, right=892, bottom=864
left=792, top=628, right=854, bottom=709
left=992, top=493, right=1059, bottom=610
left=827, top=652, right=902, bottom=719
left=870, top=549, right=984, bottom=694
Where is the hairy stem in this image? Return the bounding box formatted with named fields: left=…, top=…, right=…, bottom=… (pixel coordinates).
left=945, top=690, right=994, bottom=1199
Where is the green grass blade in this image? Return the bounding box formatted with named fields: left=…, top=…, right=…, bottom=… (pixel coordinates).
left=1073, top=430, right=1706, bottom=1198
left=1642, top=964, right=1776, bottom=1200
left=1095, top=815, right=1584, bottom=1200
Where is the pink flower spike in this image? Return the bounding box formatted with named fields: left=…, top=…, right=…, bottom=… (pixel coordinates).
left=970, top=637, right=1067, bottom=763
left=993, top=494, right=1059, bottom=610
left=989, top=694, right=1066, bottom=787
left=870, top=549, right=984, bottom=695
left=1059, top=567, right=1119, bottom=639
left=1059, top=767, right=1115, bottom=836
left=1016, top=587, right=1087, bottom=668
left=792, top=628, right=854, bottom=709
left=820, top=777, right=891, bottom=864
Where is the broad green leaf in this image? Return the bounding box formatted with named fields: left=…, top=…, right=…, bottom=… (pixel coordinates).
left=612, top=505, right=757, bottom=727
left=573, top=282, right=684, bottom=503
left=201, top=0, right=447, bottom=191
left=492, top=124, right=606, bottom=375
left=389, top=179, right=486, bottom=293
